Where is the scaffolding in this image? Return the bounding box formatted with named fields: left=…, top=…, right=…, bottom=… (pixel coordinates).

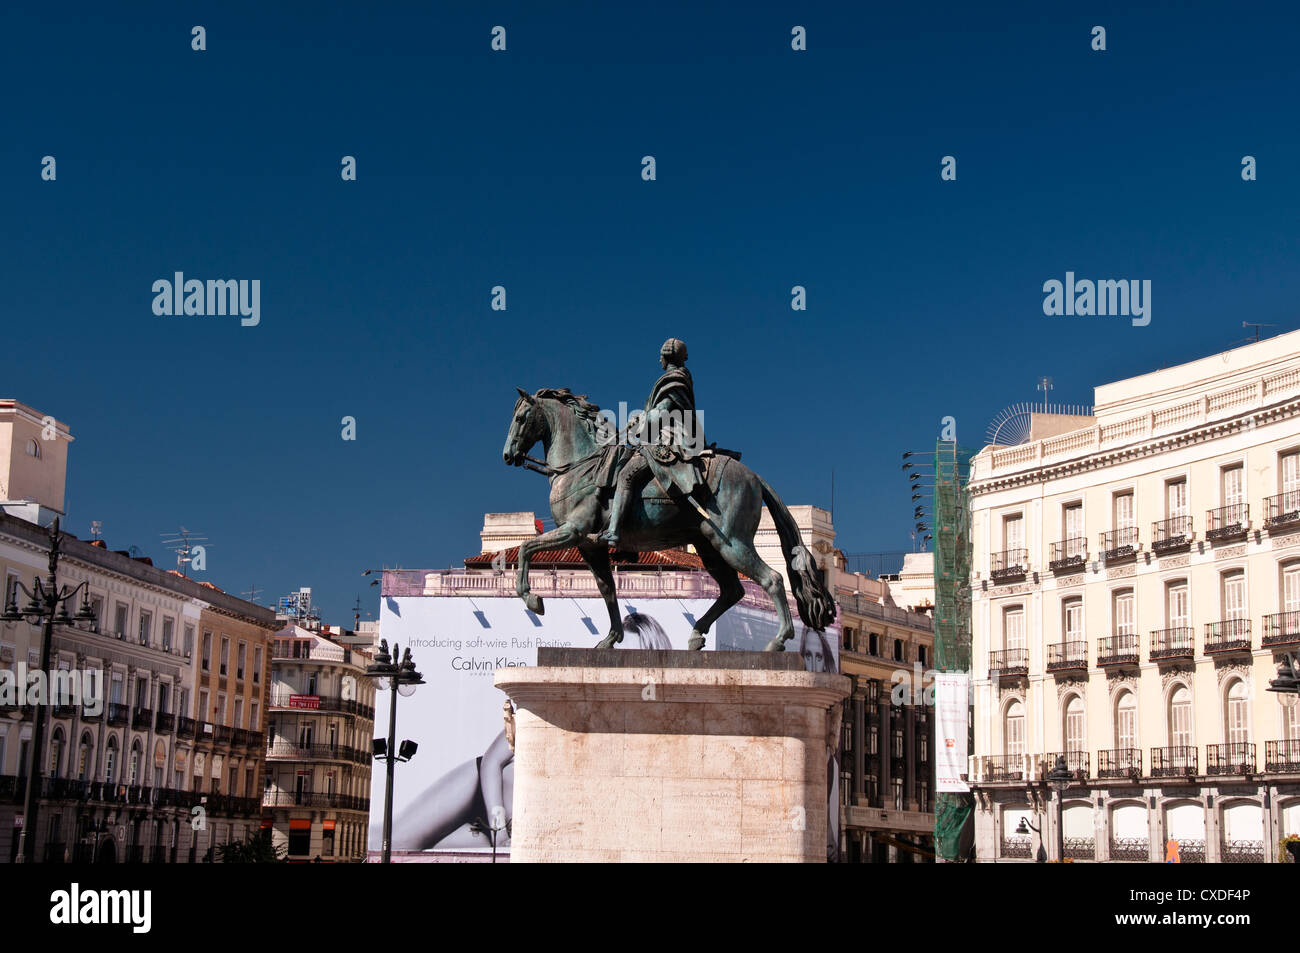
left=932, top=440, right=974, bottom=861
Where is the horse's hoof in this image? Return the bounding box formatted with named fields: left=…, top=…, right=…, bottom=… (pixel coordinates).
left=762, top=637, right=786, bottom=652
left=524, top=593, right=544, bottom=615
left=687, top=632, right=706, bottom=651
left=596, top=632, right=621, bottom=650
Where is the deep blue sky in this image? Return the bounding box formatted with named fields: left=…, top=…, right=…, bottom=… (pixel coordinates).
left=3, top=2, right=1298, bottom=625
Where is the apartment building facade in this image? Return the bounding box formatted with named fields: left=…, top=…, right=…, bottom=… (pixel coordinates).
left=262, top=623, right=375, bottom=861
left=968, top=331, right=1300, bottom=862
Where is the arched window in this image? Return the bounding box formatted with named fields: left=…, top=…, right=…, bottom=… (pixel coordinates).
left=1115, top=691, right=1137, bottom=749
left=105, top=736, right=118, bottom=784
left=1064, top=696, right=1085, bottom=752
left=25, top=438, right=40, bottom=459
left=1169, top=686, right=1192, bottom=747
left=1226, top=680, right=1249, bottom=745
left=77, top=733, right=92, bottom=781
left=1004, top=700, right=1025, bottom=757
left=129, top=741, right=142, bottom=785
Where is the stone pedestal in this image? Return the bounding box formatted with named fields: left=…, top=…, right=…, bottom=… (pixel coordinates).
left=495, top=648, right=850, bottom=863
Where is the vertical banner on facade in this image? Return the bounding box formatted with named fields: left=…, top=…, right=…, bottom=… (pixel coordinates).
left=934, top=673, right=970, bottom=792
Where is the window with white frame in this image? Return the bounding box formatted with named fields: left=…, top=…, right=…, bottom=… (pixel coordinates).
left=1004, top=514, right=1024, bottom=551
left=1116, top=691, right=1137, bottom=749
left=1004, top=700, right=1025, bottom=757
left=1166, top=479, right=1188, bottom=518
left=1169, top=686, right=1192, bottom=747
left=1064, top=696, right=1085, bottom=753
left=1167, top=581, right=1189, bottom=629
left=1223, top=570, right=1247, bottom=621
left=1113, top=492, right=1135, bottom=530
left=1222, top=464, right=1244, bottom=507
left=1283, top=563, right=1300, bottom=616
left=1113, top=589, right=1135, bottom=637
left=1226, top=680, right=1249, bottom=745
left=1003, top=606, right=1025, bottom=653
left=138, top=610, right=152, bottom=645
left=1064, top=503, right=1083, bottom=541
left=1063, top=597, right=1083, bottom=643
left=161, top=618, right=173, bottom=652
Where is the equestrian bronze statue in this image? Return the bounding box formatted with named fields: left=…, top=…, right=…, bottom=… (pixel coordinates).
left=501, top=338, right=835, bottom=651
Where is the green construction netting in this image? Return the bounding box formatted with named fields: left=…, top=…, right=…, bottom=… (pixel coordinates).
left=933, top=441, right=974, bottom=860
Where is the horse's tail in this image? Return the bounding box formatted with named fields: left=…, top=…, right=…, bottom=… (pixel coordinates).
left=758, top=477, right=837, bottom=631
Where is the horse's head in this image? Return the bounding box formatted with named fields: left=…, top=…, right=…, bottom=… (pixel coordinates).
left=503, top=387, right=544, bottom=467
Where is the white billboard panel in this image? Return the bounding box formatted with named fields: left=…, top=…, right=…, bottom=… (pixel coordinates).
left=368, top=593, right=839, bottom=857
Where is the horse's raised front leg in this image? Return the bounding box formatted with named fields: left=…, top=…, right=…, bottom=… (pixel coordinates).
left=578, top=542, right=623, bottom=649
left=516, top=522, right=584, bottom=615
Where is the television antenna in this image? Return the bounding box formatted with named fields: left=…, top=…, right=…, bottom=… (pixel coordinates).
left=241, top=583, right=264, bottom=605
left=89, top=521, right=103, bottom=541
left=160, top=526, right=208, bottom=576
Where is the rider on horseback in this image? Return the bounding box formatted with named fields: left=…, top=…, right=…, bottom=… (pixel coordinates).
left=598, top=338, right=705, bottom=548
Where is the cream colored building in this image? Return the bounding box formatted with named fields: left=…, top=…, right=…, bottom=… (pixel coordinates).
left=968, top=330, right=1300, bottom=862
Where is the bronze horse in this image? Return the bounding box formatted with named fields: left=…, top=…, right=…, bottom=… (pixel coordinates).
left=502, top=387, right=835, bottom=651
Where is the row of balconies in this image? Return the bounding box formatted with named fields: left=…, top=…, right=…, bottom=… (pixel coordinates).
left=29, top=702, right=267, bottom=749
left=990, top=493, right=1300, bottom=581
left=264, top=741, right=372, bottom=766
left=261, top=790, right=371, bottom=812
left=0, top=775, right=262, bottom=814
left=973, top=740, right=1300, bottom=784
left=266, top=690, right=375, bottom=721
left=991, top=612, right=1297, bottom=677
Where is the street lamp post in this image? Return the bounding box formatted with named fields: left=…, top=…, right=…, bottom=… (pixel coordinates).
left=1045, top=755, right=1073, bottom=863
left=2, top=517, right=98, bottom=864
left=365, top=639, right=423, bottom=864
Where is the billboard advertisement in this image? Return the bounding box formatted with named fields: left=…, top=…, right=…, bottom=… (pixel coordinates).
left=368, top=592, right=839, bottom=859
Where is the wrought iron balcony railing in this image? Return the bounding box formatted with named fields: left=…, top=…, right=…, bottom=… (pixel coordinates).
left=1263, top=610, right=1300, bottom=648
left=1205, top=619, right=1251, bottom=655
left=106, top=702, right=129, bottom=726
left=1221, top=839, right=1265, bottom=863
left=983, top=755, right=1027, bottom=781
left=176, top=716, right=196, bottom=738
left=1001, top=835, right=1033, bottom=859
left=1046, top=641, right=1087, bottom=672
left=1039, top=750, right=1089, bottom=781
left=1100, top=527, right=1140, bottom=562
left=990, top=548, right=1029, bottom=581
left=1097, top=634, right=1140, bottom=667
left=1206, top=503, right=1249, bottom=541
left=1151, top=516, right=1194, bottom=553
left=154, top=712, right=175, bottom=734
left=988, top=648, right=1028, bottom=678
left=1150, top=746, right=1198, bottom=778
left=1064, top=838, right=1096, bottom=861
left=1097, top=748, right=1142, bottom=780
left=1265, top=739, right=1300, bottom=773
left=132, top=707, right=154, bottom=731
left=1265, top=491, right=1300, bottom=531
left=1110, top=837, right=1149, bottom=861
left=1206, top=742, right=1255, bottom=776
left=1149, top=626, right=1194, bottom=661
left=1049, top=537, right=1087, bottom=572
